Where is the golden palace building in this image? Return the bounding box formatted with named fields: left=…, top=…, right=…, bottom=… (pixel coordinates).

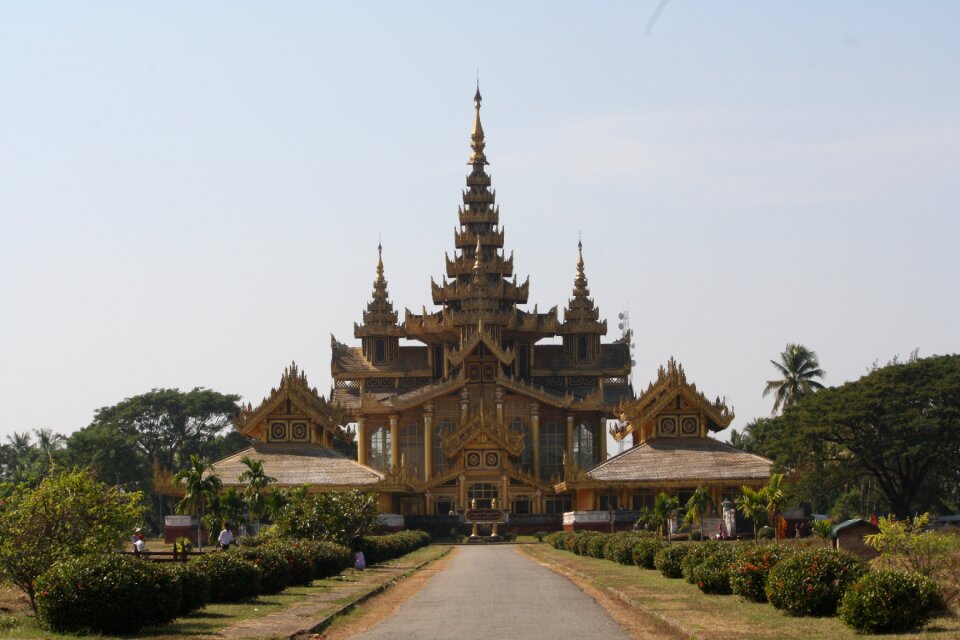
left=161, top=89, right=773, bottom=535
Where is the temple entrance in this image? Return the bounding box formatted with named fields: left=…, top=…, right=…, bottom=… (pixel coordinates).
left=467, top=481, right=498, bottom=508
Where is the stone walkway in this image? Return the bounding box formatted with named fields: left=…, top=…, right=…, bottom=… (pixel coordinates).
left=217, top=547, right=450, bottom=640
left=349, top=545, right=631, bottom=640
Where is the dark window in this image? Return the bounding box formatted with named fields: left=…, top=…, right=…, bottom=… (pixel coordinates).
left=599, top=493, right=618, bottom=510
left=577, top=336, right=588, bottom=361
left=374, top=338, right=386, bottom=363
left=544, top=495, right=572, bottom=514
left=434, top=497, right=455, bottom=515
left=518, top=344, right=530, bottom=379
left=632, top=491, right=655, bottom=511
left=511, top=495, right=531, bottom=515
left=433, top=345, right=444, bottom=378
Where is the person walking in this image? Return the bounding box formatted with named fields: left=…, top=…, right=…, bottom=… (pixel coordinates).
left=218, top=523, right=235, bottom=551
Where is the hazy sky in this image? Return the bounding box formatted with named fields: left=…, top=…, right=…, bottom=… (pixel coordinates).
left=2, top=2, right=958, bottom=448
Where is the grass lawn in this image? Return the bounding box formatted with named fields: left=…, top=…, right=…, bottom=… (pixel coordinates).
left=522, top=543, right=960, bottom=640
left=0, top=544, right=448, bottom=639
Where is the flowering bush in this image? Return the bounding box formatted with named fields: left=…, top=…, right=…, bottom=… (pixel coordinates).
left=587, top=534, right=609, bottom=559
left=654, top=545, right=689, bottom=579
left=690, top=545, right=738, bottom=594
left=36, top=554, right=179, bottom=634
left=729, top=545, right=797, bottom=603
left=681, top=541, right=727, bottom=584
left=191, top=552, right=262, bottom=602
left=838, top=569, right=946, bottom=633
left=603, top=532, right=654, bottom=565
left=632, top=538, right=667, bottom=570
left=765, top=548, right=866, bottom=616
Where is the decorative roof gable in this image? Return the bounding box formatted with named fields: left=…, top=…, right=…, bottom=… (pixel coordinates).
left=235, top=362, right=337, bottom=440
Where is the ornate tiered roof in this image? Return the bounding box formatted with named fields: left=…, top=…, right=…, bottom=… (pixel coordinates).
left=355, top=244, right=403, bottom=339
left=235, top=362, right=335, bottom=439
left=560, top=241, right=607, bottom=336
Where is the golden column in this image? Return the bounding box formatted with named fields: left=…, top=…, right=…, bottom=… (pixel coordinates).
left=357, top=417, right=367, bottom=466
left=458, top=473, right=467, bottom=509
left=598, top=418, right=607, bottom=463
left=530, top=402, right=541, bottom=480
left=389, top=414, right=399, bottom=471
left=423, top=404, right=433, bottom=482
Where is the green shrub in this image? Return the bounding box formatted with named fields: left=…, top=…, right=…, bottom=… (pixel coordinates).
left=632, top=538, right=666, bottom=569
left=545, top=531, right=574, bottom=550
left=838, top=569, right=946, bottom=633
left=691, top=546, right=738, bottom=594
left=504, top=531, right=517, bottom=542
left=166, top=561, right=209, bottom=615
left=534, top=531, right=549, bottom=542
left=360, top=530, right=431, bottom=565
left=758, top=526, right=775, bottom=540
left=572, top=532, right=603, bottom=556
left=233, top=546, right=292, bottom=594
left=654, top=545, right=689, bottom=579
left=681, top=541, right=727, bottom=583
left=271, top=540, right=319, bottom=585
left=765, top=548, right=866, bottom=616
left=729, top=544, right=796, bottom=603
left=587, top=534, right=609, bottom=558
left=36, top=554, right=180, bottom=634
left=603, top=532, right=651, bottom=565
left=294, top=539, right=352, bottom=579
left=191, top=552, right=262, bottom=602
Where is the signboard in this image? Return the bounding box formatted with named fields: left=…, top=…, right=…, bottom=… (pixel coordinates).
left=165, top=515, right=196, bottom=527
left=465, top=508, right=504, bottom=523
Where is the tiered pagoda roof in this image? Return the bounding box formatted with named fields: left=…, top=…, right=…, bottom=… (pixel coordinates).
left=355, top=244, right=403, bottom=339
left=560, top=241, right=607, bottom=337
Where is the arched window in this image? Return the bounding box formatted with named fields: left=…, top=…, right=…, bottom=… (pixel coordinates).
left=573, top=421, right=595, bottom=469
left=368, top=425, right=391, bottom=471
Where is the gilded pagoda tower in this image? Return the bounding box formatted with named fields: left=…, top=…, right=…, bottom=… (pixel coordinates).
left=331, top=89, right=634, bottom=517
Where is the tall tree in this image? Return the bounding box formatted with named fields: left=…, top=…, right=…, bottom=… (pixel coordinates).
left=763, top=343, right=826, bottom=415
left=649, top=492, right=680, bottom=542
left=762, top=473, right=788, bottom=541
left=778, top=354, right=960, bottom=517
left=174, top=455, right=222, bottom=550
left=238, top=455, right=276, bottom=534
left=87, top=388, right=241, bottom=471
left=736, top=486, right=767, bottom=543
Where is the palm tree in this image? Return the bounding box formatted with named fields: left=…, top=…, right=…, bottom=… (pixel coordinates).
left=218, top=487, right=247, bottom=532
left=763, top=343, right=826, bottom=415
left=33, top=428, right=65, bottom=470
left=651, top=492, right=680, bottom=542
left=811, top=519, right=834, bottom=549
left=238, top=456, right=276, bottom=534
left=684, top=486, right=714, bottom=542
left=174, top=454, right=222, bottom=551
left=263, top=487, right=289, bottom=523
left=736, top=486, right=767, bottom=543
left=762, top=473, right=788, bottom=541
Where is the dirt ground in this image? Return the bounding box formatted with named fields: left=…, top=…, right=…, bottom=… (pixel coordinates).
left=0, top=583, right=30, bottom=617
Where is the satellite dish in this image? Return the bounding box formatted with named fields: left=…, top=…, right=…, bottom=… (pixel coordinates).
left=630, top=359, right=636, bottom=366
left=617, top=323, right=624, bottom=330
left=631, top=343, right=636, bottom=348
left=618, top=312, right=625, bottom=320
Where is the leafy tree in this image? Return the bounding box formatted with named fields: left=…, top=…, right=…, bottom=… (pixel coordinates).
left=87, top=388, right=241, bottom=471
left=778, top=354, right=960, bottom=516
left=238, top=456, right=276, bottom=533
left=0, top=468, right=144, bottom=614
left=0, top=432, right=43, bottom=485
left=263, top=487, right=289, bottom=523
left=217, top=487, right=247, bottom=531
left=683, top=486, right=713, bottom=542
left=174, top=455, right=222, bottom=550
left=763, top=343, right=826, bottom=415
left=273, top=489, right=378, bottom=545
left=865, top=513, right=951, bottom=578
left=736, top=486, right=767, bottom=543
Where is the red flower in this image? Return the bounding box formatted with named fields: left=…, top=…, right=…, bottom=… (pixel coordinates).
left=40, top=590, right=48, bottom=597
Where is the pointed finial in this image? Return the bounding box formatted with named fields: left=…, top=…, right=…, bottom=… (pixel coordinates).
left=469, top=85, right=487, bottom=165
left=473, top=235, right=483, bottom=273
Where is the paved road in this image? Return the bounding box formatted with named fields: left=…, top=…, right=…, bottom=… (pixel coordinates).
left=350, top=545, right=631, bottom=640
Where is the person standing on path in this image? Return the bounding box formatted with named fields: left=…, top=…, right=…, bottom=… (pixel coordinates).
left=218, top=523, right=235, bottom=550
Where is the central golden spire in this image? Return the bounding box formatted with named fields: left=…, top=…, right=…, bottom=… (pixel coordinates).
left=469, top=85, right=487, bottom=165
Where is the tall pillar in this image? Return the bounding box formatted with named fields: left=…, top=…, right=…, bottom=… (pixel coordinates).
left=565, top=414, right=574, bottom=473
left=458, top=474, right=467, bottom=509
left=530, top=403, right=541, bottom=480
left=423, top=404, right=433, bottom=482
left=495, top=385, right=504, bottom=425
left=357, top=417, right=367, bottom=465
left=389, top=414, right=399, bottom=472
left=460, top=388, right=470, bottom=424
left=598, top=418, right=607, bottom=463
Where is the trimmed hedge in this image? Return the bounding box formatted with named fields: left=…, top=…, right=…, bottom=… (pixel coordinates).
left=729, top=544, right=796, bottom=603
left=603, top=532, right=654, bottom=565
left=36, top=554, right=180, bottom=634
left=166, top=561, right=210, bottom=616
left=654, top=545, right=689, bottom=579
left=838, top=569, right=946, bottom=633
left=191, top=552, right=263, bottom=602
left=233, top=545, right=292, bottom=594
left=632, top=538, right=667, bottom=570
left=765, top=548, right=866, bottom=616
left=359, top=530, right=431, bottom=565
left=681, top=541, right=727, bottom=584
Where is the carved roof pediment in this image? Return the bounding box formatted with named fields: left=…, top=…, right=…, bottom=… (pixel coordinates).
left=235, top=362, right=332, bottom=438
left=440, top=407, right=524, bottom=458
